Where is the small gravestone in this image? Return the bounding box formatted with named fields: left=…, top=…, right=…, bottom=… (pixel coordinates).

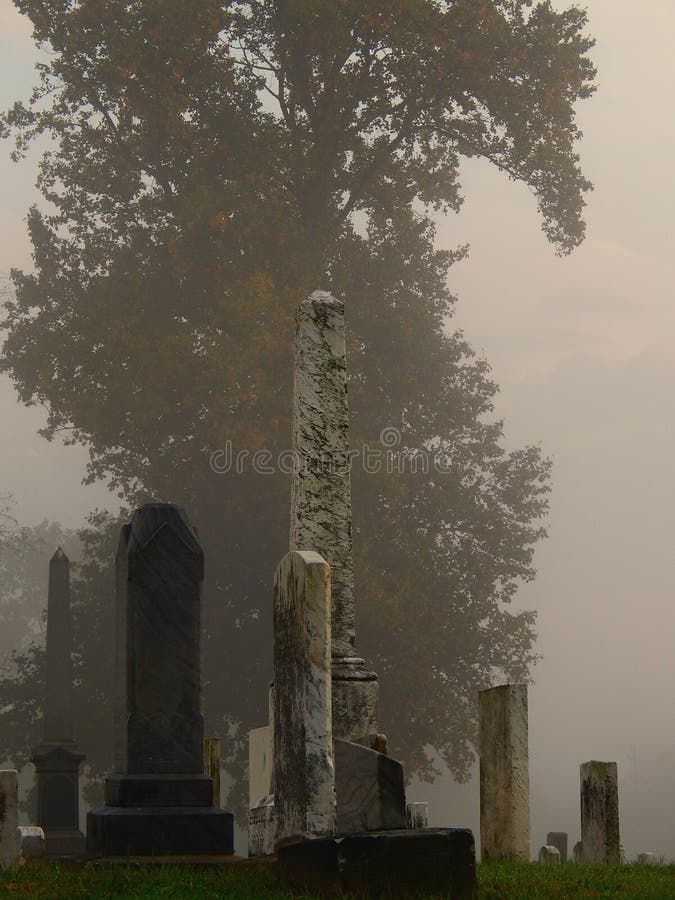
left=407, top=802, right=429, bottom=830
left=274, top=550, right=335, bottom=847
left=479, top=684, right=530, bottom=861
left=87, top=504, right=234, bottom=856
left=637, top=851, right=658, bottom=865
left=16, top=827, right=45, bottom=866
left=538, top=844, right=561, bottom=864
left=204, top=737, right=221, bottom=807
left=0, top=771, right=19, bottom=869
left=580, top=761, right=620, bottom=863
left=572, top=840, right=583, bottom=862
left=31, top=549, right=86, bottom=857
left=546, top=831, right=568, bottom=863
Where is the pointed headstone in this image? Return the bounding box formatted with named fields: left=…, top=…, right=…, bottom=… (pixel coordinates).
left=31, top=549, right=86, bottom=858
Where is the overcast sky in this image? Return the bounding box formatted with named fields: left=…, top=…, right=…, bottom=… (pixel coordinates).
left=1, top=1, right=673, bottom=859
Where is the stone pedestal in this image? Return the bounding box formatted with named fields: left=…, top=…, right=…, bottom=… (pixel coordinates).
left=479, top=684, right=530, bottom=861
left=580, top=760, right=620, bottom=864
left=278, top=828, right=477, bottom=899
left=87, top=504, right=233, bottom=856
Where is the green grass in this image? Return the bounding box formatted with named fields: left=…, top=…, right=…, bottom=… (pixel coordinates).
left=0, top=860, right=673, bottom=898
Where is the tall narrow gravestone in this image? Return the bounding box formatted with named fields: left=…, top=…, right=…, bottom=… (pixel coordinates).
left=580, top=761, right=620, bottom=863
left=479, top=684, right=530, bottom=861
left=274, top=550, right=336, bottom=846
left=291, top=291, right=378, bottom=744
left=87, top=504, right=233, bottom=856
left=30, top=549, right=86, bottom=857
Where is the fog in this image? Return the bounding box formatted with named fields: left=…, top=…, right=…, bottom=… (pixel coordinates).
left=1, top=0, right=673, bottom=860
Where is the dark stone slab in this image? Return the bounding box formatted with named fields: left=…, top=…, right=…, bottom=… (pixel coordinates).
left=86, top=807, right=234, bottom=856
left=546, top=831, right=568, bottom=863
left=278, top=828, right=477, bottom=899
left=105, top=774, right=214, bottom=808
left=335, top=739, right=406, bottom=835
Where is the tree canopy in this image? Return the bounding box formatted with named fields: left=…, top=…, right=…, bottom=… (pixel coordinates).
left=1, top=0, right=595, bottom=803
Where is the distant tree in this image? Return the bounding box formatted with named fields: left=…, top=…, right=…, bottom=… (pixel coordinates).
left=1, top=0, right=594, bottom=806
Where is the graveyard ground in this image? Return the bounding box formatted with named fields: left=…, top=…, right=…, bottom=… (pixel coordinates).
left=0, top=859, right=674, bottom=899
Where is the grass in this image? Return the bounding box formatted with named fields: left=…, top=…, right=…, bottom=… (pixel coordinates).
left=0, top=859, right=673, bottom=898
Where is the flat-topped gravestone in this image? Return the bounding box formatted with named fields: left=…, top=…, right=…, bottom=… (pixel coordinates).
left=31, top=548, right=86, bottom=858
left=0, top=770, right=19, bottom=869
left=479, top=684, right=530, bottom=861
left=274, top=550, right=335, bottom=847
left=87, top=504, right=233, bottom=856
left=546, top=831, right=568, bottom=864
left=580, top=761, right=620, bottom=864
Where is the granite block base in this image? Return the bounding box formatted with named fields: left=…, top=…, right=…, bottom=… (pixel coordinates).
left=87, top=806, right=234, bottom=856
left=45, top=828, right=86, bottom=858
left=278, top=828, right=477, bottom=899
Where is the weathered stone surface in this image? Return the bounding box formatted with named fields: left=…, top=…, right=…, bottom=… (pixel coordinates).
left=204, top=738, right=221, bottom=807
left=248, top=725, right=273, bottom=809
left=572, top=840, right=583, bottom=862
left=31, top=549, right=86, bottom=857
left=479, top=684, right=530, bottom=861
left=88, top=504, right=233, bottom=856
left=278, top=828, right=477, bottom=899
left=407, top=802, right=429, bottom=830
left=274, top=550, right=336, bottom=846
left=335, top=739, right=406, bottom=835
left=0, top=771, right=19, bottom=869
left=16, top=827, right=45, bottom=866
left=290, top=291, right=379, bottom=743
left=637, top=851, right=658, bottom=864
left=538, top=844, right=561, bottom=864
left=248, top=796, right=275, bottom=858
left=580, top=761, right=620, bottom=864
left=546, top=831, right=568, bottom=864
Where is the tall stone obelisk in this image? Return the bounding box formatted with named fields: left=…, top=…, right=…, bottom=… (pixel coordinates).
left=31, top=548, right=86, bottom=857
left=290, top=291, right=378, bottom=744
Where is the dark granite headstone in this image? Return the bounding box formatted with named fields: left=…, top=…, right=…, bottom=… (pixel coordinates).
left=335, top=739, right=406, bottom=835
left=31, top=549, right=86, bottom=858
left=87, top=504, right=233, bottom=856
left=547, top=831, right=568, bottom=863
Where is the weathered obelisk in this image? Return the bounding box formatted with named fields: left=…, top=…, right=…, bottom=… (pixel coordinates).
left=31, top=548, right=86, bottom=857
left=291, top=291, right=378, bottom=744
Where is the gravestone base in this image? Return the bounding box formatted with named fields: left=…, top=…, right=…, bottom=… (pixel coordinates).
left=87, top=807, right=234, bottom=856
left=335, top=739, right=406, bottom=834
left=332, top=658, right=379, bottom=745
left=278, top=828, right=477, bottom=899
left=44, top=829, right=86, bottom=859
left=248, top=796, right=275, bottom=857
left=105, top=774, right=214, bottom=807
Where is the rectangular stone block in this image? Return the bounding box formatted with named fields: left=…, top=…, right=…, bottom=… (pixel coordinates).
left=248, top=725, right=273, bottom=809
left=274, top=550, right=336, bottom=846
left=278, top=828, right=477, bottom=899
left=86, top=806, right=233, bottom=856
left=248, top=798, right=275, bottom=858
left=479, top=684, right=530, bottom=861
left=16, top=826, right=45, bottom=866
left=580, top=761, right=620, bottom=863
left=0, top=770, right=19, bottom=869
left=335, top=739, right=406, bottom=835
left=546, top=831, right=568, bottom=863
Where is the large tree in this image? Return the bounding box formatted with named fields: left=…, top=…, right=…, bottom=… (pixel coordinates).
left=1, top=1, right=595, bottom=803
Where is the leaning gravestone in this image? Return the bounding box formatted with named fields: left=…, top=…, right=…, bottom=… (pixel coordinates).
left=546, top=831, right=568, bottom=864
left=580, top=760, right=620, bottom=864
left=87, top=504, right=233, bottom=855
left=274, top=550, right=336, bottom=846
left=0, top=771, right=19, bottom=869
left=538, top=844, right=561, bottom=864
left=479, top=684, right=530, bottom=861
left=31, top=548, right=86, bottom=857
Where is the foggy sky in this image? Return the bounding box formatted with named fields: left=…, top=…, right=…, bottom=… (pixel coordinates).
left=1, top=1, right=673, bottom=858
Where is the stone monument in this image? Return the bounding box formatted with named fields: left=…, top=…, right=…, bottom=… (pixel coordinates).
left=0, top=770, right=19, bottom=869
left=580, top=760, right=620, bottom=864
left=87, top=503, right=233, bottom=856
left=479, top=683, right=530, bottom=861
left=546, top=830, right=568, bottom=863
left=30, top=548, right=86, bottom=857
left=273, top=550, right=335, bottom=846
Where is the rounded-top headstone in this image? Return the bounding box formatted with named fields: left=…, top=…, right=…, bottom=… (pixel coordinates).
left=538, top=844, right=561, bottom=864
